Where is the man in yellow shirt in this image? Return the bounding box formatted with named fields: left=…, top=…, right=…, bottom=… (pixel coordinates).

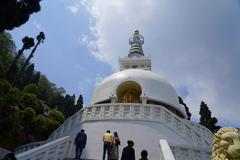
left=102, top=130, right=113, bottom=160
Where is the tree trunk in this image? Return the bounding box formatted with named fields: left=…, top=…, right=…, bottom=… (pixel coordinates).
left=5, top=47, right=24, bottom=81
left=13, top=41, right=40, bottom=86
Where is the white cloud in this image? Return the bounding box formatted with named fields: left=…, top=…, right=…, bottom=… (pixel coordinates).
left=66, top=3, right=80, bottom=14
left=78, top=34, right=100, bottom=60
left=79, top=0, right=240, bottom=126
left=79, top=34, right=89, bottom=45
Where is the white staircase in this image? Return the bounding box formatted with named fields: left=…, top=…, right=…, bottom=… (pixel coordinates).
left=15, top=104, right=213, bottom=159
left=159, top=139, right=211, bottom=160
left=15, top=136, right=72, bottom=160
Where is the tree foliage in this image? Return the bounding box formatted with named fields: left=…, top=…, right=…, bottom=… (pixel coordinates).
left=76, top=95, right=83, bottom=110
left=13, top=32, right=45, bottom=85
left=178, top=96, right=191, bottom=120
left=21, top=107, right=36, bottom=134
left=0, top=80, right=22, bottom=148
left=48, top=109, right=65, bottom=124
left=0, top=0, right=42, bottom=32
left=0, top=79, right=67, bottom=149
left=0, top=32, right=83, bottom=149
left=23, top=83, right=38, bottom=94
left=60, top=94, right=76, bottom=117
left=3, top=31, right=35, bottom=83
left=0, top=32, right=15, bottom=78
left=199, top=101, right=221, bottom=133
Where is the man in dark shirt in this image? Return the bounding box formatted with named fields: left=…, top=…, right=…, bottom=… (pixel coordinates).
left=74, top=129, right=87, bottom=160
left=121, top=140, right=135, bottom=160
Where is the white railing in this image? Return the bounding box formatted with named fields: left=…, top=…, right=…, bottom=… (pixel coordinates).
left=15, top=136, right=72, bottom=160
left=159, top=139, right=211, bottom=160
left=48, top=103, right=212, bottom=149
left=15, top=103, right=213, bottom=156
left=159, top=139, right=176, bottom=160
left=14, top=140, right=47, bottom=154
left=169, top=144, right=211, bottom=160
left=48, top=108, right=84, bottom=141
left=14, top=109, right=84, bottom=154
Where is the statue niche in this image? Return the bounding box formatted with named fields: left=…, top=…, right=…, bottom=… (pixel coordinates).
left=117, top=81, right=142, bottom=103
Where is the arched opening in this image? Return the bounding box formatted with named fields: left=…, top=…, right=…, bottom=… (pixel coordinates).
left=117, top=81, right=142, bottom=103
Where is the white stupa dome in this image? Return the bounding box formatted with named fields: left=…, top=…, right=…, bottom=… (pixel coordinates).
left=91, top=69, right=186, bottom=117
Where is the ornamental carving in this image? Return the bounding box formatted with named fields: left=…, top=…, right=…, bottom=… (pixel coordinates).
left=212, top=128, right=240, bottom=160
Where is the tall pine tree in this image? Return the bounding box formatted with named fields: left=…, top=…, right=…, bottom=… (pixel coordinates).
left=199, top=101, right=221, bottom=133
left=76, top=95, right=83, bottom=110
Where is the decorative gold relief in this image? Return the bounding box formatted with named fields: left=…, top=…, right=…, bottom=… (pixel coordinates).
left=212, top=128, right=240, bottom=160
left=117, top=81, right=142, bottom=103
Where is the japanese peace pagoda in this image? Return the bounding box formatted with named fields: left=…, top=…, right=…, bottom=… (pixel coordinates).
left=15, top=30, right=213, bottom=160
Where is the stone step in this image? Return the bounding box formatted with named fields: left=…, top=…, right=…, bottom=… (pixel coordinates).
left=64, top=158, right=96, bottom=160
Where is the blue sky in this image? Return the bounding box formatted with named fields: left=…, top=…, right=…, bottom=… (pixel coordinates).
left=10, top=0, right=240, bottom=127
left=10, top=0, right=112, bottom=104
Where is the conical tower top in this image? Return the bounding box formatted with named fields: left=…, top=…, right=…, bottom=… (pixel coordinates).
left=119, top=30, right=151, bottom=71
left=128, top=30, right=144, bottom=57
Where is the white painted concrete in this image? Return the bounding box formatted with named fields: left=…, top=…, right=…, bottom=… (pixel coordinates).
left=91, top=69, right=185, bottom=116
left=160, top=139, right=176, bottom=160
left=16, top=136, right=71, bottom=160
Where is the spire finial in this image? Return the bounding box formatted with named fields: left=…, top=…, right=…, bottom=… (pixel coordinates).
left=128, top=30, right=144, bottom=57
